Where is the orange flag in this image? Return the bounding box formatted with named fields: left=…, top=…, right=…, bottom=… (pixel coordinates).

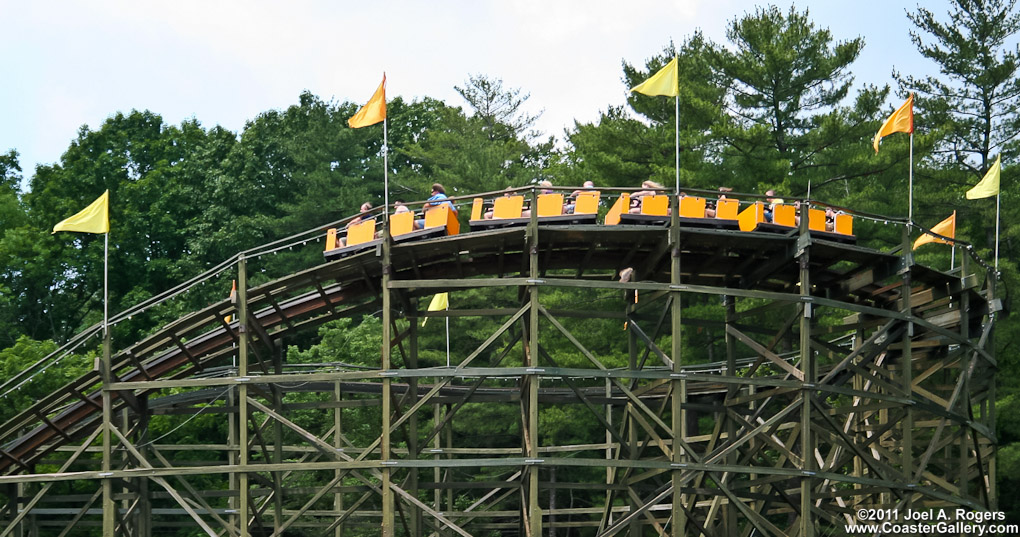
left=348, top=74, right=386, bottom=129
left=873, top=93, right=914, bottom=153
left=913, top=211, right=956, bottom=250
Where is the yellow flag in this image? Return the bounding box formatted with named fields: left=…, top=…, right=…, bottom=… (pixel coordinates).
left=52, top=190, right=109, bottom=234
left=630, top=57, right=679, bottom=97
left=873, top=93, right=914, bottom=153
left=966, top=155, right=1001, bottom=199
left=421, top=292, right=448, bottom=327
left=913, top=211, right=956, bottom=250
left=348, top=74, right=387, bottom=129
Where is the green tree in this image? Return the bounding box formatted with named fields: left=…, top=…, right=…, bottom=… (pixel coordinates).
left=18, top=111, right=229, bottom=341
left=899, top=0, right=1020, bottom=171
left=897, top=0, right=1020, bottom=262
left=455, top=74, right=542, bottom=143
left=0, top=151, right=26, bottom=347
left=897, top=0, right=1020, bottom=522
left=400, top=76, right=553, bottom=194
left=711, top=5, right=865, bottom=195
left=0, top=150, right=23, bottom=230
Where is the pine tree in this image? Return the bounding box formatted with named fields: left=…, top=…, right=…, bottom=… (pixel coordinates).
left=897, top=0, right=1020, bottom=172
left=711, top=5, right=866, bottom=195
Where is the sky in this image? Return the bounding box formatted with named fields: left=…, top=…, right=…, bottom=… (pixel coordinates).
left=1, top=0, right=949, bottom=188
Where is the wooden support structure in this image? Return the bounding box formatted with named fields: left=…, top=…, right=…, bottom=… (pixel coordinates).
left=0, top=188, right=998, bottom=536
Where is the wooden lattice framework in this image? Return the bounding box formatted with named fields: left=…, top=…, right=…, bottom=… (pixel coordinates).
left=0, top=193, right=998, bottom=536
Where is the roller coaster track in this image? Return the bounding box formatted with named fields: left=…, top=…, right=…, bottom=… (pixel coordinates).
left=0, top=197, right=998, bottom=536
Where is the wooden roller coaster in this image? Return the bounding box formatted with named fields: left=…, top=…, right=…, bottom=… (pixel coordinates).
left=0, top=187, right=998, bottom=536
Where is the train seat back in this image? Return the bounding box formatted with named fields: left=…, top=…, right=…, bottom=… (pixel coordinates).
left=773, top=204, right=797, bottom=227
left=537, top=194, right=563, bottom=217
left=470, top=198, right=484, bottom=221
left=679, top=196, right=706, bottom=218
left=605, top=193, right=630, bottom=225
left=835, top=213, right=853, bottom=236
left=574, top=191, right=600, bottom=215
left=738, top=202, right=765, bottom=232
left=493, top=196, right=524, bottom=219
left=641, top=195, right=669, bottom=216
left=716, top=199, right=739, bottom=220
left=424, top=205, right=460, bottom=235
left=390, top=211, right=414, bottom=237
left=808, top=208, right=827, bottom=232
left=325, top=228, right=338, bottom=251
left=346, top=220, right=376, bottom=247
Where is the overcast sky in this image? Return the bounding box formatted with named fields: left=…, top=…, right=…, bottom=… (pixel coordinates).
left=2, top=0, right=950, bottom=185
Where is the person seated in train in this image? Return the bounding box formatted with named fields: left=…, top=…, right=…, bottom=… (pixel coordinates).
left=825, top=206, right=836, bottom=232
left=522, top=180, right=554, bottom=218
left=415, top=183, right=457, bottom=229
left=704, top=186, right=732, bottom=218
left=393, top=200, right=410, bottom=214
left=628, top=180, right=665, bottom=214
left=338, top=202, right=375, bottom=247
left=763, top=189, right=784, bottom=222
left=564, top=180, right=596, bottom=214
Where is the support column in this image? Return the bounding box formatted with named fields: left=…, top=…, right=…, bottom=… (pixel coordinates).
left=445, top=403, right=454, bottom=532
left=900, top=227, right=914, bottom=510
left=238, top=255, right=250, bottom=537
left=8, top=484, right=23, bottom=537
left=408, top=321, right=422, bottom=536
left=101, top=318, right=115, bottom=536
left=987, top=267, right=997, bottom=509
left=228, top=382, right=239, bottom=532
left=723, top=294, right=737, bottom=535
left=334, top=381, right=345, bottom=537
left=798, top=204, right=815, bottom=537
left=272, top=341, right=284, bottom=533
left=120, top=406, right=131, bottom=534
left=959, top=254, right=971, bottom=497
left=525, top=187, right=542, bottom=537
left=852, top=324, right=865, bottom=501
left=669, top=193, right=686, bottom=536
left=433, top=402, right=442, bottom=534
left=135, top=395, right=151, bottom=537
left=627, top=318, right=639, bottom=537
left=381, top=227, right=395, bottom=536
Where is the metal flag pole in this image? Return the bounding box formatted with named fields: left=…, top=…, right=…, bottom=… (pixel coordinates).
left=101, top=229, right=113, bottom=535
left=908, top=132, right=914, bottom=224
left=445, top=301, right=450, bottom=368
left=104, top=232, right=109, bottom=337
left=675, top=94, right=680, bottom=195
left=383, top=117, right=389, bottom=227
left=995, top=189, right=1001, bottom=271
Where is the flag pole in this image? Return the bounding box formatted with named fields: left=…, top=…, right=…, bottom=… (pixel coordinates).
left=445, top=302, right=450, bottom=368
left=908, top=132, right=914, bottom=224
left=104, top=232, right=109, bottom=336
left=674, top=94, right=680, bottom=195
left=383, top=117, right=389, bottom=226
left=101, top=228, right=113, bottom=535
left=995, top=190, right=1001, bottom=271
